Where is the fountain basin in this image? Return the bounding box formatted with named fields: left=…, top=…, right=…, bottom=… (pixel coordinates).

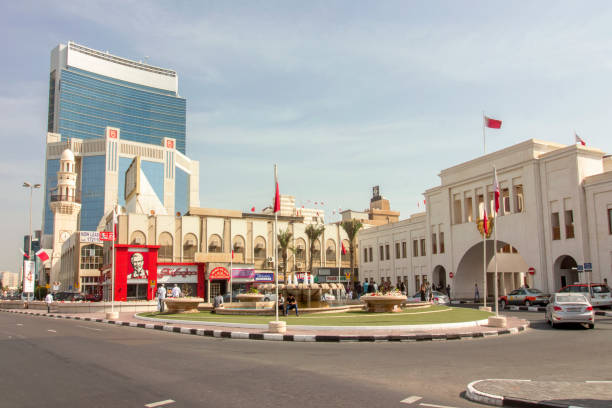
left=164, top=297, right=204, bottom=314
left=361, top=295, right=407, bottom=313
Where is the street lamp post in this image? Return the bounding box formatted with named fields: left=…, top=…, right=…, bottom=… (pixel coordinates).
left=22, top=182, right=41, bottom=294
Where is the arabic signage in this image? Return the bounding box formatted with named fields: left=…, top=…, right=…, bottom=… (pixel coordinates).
left=100, top=231, right=115, bottom=241
left=209, top=267, right=230, bottom=280
left=79, top=231, right=102, bottom=243
left=254, top=272, right=274, bottom=282
left=232, top=268, right=255, bottom=279
left=157, top=265, right=198, bottom=284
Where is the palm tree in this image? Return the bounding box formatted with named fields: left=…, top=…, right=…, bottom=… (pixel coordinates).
left=305, top=224, right=325, bottom=274
left=341, top=219, right=363, bottom=289
left=277, top=228, right=293, bottom=285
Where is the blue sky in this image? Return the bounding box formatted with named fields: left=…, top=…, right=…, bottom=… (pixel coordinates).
left=1, top=1, right=612, bottom=273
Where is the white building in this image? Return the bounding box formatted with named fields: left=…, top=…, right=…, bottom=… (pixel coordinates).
left=359, top=139, right=612, bottom=299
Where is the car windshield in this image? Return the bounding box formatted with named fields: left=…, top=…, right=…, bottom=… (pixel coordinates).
left=557, top=295, right=587, bottom=303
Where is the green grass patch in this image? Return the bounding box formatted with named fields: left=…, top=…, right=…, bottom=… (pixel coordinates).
left=138, top=306, right=492, bottom=326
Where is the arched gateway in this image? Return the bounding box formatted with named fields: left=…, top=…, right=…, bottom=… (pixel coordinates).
left=454, top=240, right=530, bottom=300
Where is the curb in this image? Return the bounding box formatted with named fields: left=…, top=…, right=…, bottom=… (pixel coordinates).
left=1, top=309, right=529, bottom=343
left=458, top=304, right=612, bottom=316
left=466, top=379, right=596, bottom=408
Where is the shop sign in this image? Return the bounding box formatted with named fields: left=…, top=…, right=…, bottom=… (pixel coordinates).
left=254, top=273, right=274, bottom=282
left=23, top=261, right=35, bottom=293
left=209, top=267, right=230, bottom=280
left=325, top=275, right=349, bottom=283
left=80, top=231, right=102, bottom=243
left=232, top=268, right=255, bottom=279
left=318, top=268, right=331, bottom=276
left=127, top=252, right=149, bottom=281
left=157, top=265, right=198, bottom=284
left=99, top=231, right=115, bottom=241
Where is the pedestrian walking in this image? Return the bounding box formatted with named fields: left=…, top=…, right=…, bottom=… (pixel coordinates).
left=474, top=283, right=480, bottom=303
left=45, top=292, right=53, bottom=313
left=157, top=284, right=166, bottom=313
left=363, top=280, right=369, bottom=295
left=420, top=283, right=426, bottom=301
left=171, top=284, right=182, bottom=298
left=446, top=284, right=451, bottom=300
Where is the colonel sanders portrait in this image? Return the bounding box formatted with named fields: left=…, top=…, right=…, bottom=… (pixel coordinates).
left=128, top=253, right=148, bottom=279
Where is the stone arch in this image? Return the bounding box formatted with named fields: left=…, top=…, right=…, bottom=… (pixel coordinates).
left=254, top=236, right=266, bottom=259
left=553, top=255, right=578, bottom=292
left=295, top=238, right=306, bottom=262
left=325, top=239, right=336, bottom=266
left=158, top=232, right=173, bottom=262
left=183, top=233, right=198, bottom=261
left=232, top=235, right=246, bottom=254
left=432, top=265, right=446, bottom=289
left=341, top=239, right=350, bottom=263
left=208, top=234, right=223, bottom=253
left=312, top=239, right=322, bottom=267
left=130, top=230, right=146, bottom=245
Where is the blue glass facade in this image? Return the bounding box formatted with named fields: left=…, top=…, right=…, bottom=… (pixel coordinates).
left=55, top=67, right=186, bottom=153
left=175, top=168, right=188, bottom=215
left=43, top=159, right=60, bottom=235
left=79, top=156, right=106, bottom=231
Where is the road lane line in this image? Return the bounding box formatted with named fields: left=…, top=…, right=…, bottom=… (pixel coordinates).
left=400, top=396, right=423, bottom=404
left=76, top=325, right=102, bottom=331
left=47, top=329, right=56, bottom=333
left=16, top=323, right=23, bottom=326
left=144, top=399, right=175, bottom=407
left=419, top=403, right=458, bottom=408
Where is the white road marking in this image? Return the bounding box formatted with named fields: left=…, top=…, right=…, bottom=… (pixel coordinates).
left=400, top=396, right=423, bottom=404
left=76, top=325, right=102, bottom=331
left=585, top=380, right=612, bottom=383
left=420, top=403, right=459, bottom=408
left=47, top=329, right=56, bottom=333
left=144, top=400, right=175, bottom=407
left=16, top=323, right=23, bottom=326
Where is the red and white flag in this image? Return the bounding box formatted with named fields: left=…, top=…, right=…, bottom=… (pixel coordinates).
left=575, top=132, right=586, bottom=146
left=35, top=248, right=49, bottom=262
left=485, top=116, right=502, bottom=129
left=493, top=169, right=500, bottom=214
left=483, top=208, right=489, bottom=235
left=19, top=248, right=29, bottom=259
left=251, top=206, right=256, bottom=212
left=341, top=241, right=347, bottom=255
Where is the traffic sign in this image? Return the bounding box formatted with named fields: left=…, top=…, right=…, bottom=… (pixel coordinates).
left=449, top=272, right=454, bottom=279
left=584, top=263, right=592, bottom=271
left=577, top=265, right=584, bottom=272
left=528, top=267, right=536, bottom=275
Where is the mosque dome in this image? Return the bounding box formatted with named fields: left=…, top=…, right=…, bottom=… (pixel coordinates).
left=60, top=148, right=75, bottom=162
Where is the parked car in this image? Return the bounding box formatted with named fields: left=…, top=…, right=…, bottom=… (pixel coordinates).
left=53, top=292, right=86, bottom=302
left=545, top=293, right=594, bottom=329
left=406, top=291, right=450, bottom=305
left=84, top=293, right=102, bottom=302
left=558, top=283, right=612, bottom=308
left=499, top=287, right=549, bottom=308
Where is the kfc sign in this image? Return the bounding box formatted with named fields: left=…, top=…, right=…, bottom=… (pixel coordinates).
left=157, top=265, right=198, bottom=284
left=166, top=139, right=175, bottom=149
left=127, top=252, right=148, bottom=280
left=107, top=128, right=118, bottom=139
left=99, top=231, right=115, bottom=241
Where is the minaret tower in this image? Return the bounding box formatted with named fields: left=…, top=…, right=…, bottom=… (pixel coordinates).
left=50, top=148, right=81, bottom=284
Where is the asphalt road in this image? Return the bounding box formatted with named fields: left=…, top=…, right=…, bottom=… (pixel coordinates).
left=0, top=310, right=610, bottom=408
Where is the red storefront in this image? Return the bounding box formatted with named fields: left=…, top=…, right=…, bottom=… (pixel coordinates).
left=102, top=244, right=206, bottom=301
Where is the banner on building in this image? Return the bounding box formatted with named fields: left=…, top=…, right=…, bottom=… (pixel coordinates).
left=23, top=261, right=35, bottom=293
left=157, top=265, right=198, bottom=284
left=254, top=272, right=274, bottom=282
left=80, top=231, right=102, bottom=243
left=232, top=268, right=255, bottom=279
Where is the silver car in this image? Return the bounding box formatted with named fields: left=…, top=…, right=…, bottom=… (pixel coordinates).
left=545, top=293, right=595, bottom=329
left=407, top=291, right=450, bottom=305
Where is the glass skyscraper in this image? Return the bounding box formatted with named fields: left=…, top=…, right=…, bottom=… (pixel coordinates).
left=42, top=43, right=194, bottom=242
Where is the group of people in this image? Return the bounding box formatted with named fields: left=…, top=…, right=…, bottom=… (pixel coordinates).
left=276, top=294, right=298, bottom=316
left=156, top=284, right=183, bottom=313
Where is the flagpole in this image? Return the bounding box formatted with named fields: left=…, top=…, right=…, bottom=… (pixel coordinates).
left=274, top=164, right=279, bottom=322
left=494, top=167, right=499, bottom=316
left=111, top=206, right=116, bottom=316
left=229, top=221, right=233, bottom=304
left=483, top=111, right=486, bottom=154
left=483, top=217, right=487, bottom=309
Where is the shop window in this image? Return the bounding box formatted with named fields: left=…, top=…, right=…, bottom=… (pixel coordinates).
left=565, top=210, right=574, bottom=239
left=551, top=212, right=560, bottom=240
left=254, top=236, right=267, bottom=259
left=208, top=234, right=223, bottom=253
left=431, top=233, right=437, bottom=254
left=80, top=244, right=103, bottom=270
left=130, top=230, right=146, bottom=245
left=158, top=232, right=173, bottom=262
left=439, top=232, right=445, bottom=254
left=183, top=233, right=197, bottom=261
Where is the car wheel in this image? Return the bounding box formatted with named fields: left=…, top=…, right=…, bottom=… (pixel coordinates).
left=264, top=297, right=270, bottom=301
left=588, top=323, right=595, bottom=329
left=525, top=300, right=531, bottom=307
left=500, top=300, right=506, bottom=309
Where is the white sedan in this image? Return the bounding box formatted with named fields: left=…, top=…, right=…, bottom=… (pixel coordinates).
left=545, top=293, right=595, bottom=329
left=406, top=291, right=450, bottom=305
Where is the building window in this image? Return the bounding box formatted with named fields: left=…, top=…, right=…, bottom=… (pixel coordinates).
left=502, top=188, right=511, bottom=214
left=326, top=239, right=336, bottom=264
left=420, top=239, right=426, bottom=256
left=453, top=198, right=462, bottom=224
left=379, top=245, right=384, bottom=261
left=255, top=236, right=267, bottom=259
left=158, top=232, right=173, bottom=262
left=514, top=185, right=524, bottom=213
left=465, top=196, right=473, bottom=222
left=565, top=210, right=575, bottom=239
left=385, top=244, right=390, bottom=260
left=551, top=212, right=560, bottom=240
left=208, top=234, right=223, bottom=253
left=130, top=230, right=146, bottom=245
left=368, top=247, right=373, bottom=262
left=431, top=233, right=437, bottom=254
left=402, top=241, right=407, bottom=258
left=233, top=236, right=245, bottom=255
left=608, top=208, right=612, bottom=234
left=439, top=232, right=445, bottom=254
left=183, top=233, right=197, bottom=261
left=363, top=247, right=368, bottom=263
left=341, top=240, right=350, bottom=262
left=412, top=240, right=419, bottom=257
left=80, top=244, right=103, bottom=270
left=395, top=242, right=400, bottom=259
